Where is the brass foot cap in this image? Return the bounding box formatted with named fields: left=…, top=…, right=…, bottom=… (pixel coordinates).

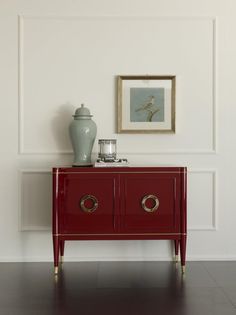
left=174, top=255, right=178, bottom=263
left=60, top=256, right=64, bottom=264
left=54, top=266, right=59, bottom=275
left=181, top=266, right=186, bottom=274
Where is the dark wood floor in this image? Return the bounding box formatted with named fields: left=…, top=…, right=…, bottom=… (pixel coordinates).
left=0, top=261, right=236, bottom=315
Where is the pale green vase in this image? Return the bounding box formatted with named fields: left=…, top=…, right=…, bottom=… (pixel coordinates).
left=69, top=104, right=97, bottom=166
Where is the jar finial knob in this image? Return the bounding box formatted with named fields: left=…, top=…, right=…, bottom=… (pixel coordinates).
left=73, top=104, right=92, bottom=118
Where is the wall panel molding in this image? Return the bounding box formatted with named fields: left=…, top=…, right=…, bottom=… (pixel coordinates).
left=18, top=169, right=52, bottom=231
left=18, top=15, right=217, bottom=155
left=188, top=169, right=217, bottom=231
left=18, top=168, right=217, bottom=232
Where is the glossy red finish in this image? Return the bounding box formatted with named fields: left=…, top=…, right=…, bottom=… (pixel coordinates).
left=120, top=173, right=181, bottom=233
left=180, top=169, right=187, bottom=267
left=174, top=240, right=179, bottom=256
left=52, top=166, right=187, bottom=270
left=59, top=173, right=118, bottom=233
left=60, top=240, right=65, bottom=257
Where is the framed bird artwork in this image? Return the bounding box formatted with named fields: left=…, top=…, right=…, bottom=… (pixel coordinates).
left=117, top=75, right=176, bottom=133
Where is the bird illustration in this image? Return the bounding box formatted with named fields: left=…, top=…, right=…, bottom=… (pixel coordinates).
left=135, top=96, right=159, bottom=122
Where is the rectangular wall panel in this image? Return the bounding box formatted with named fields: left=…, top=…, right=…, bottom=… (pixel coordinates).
left=19, top=170, right=52, bottom=231
left=19, top=16, right=216, bottom=154
left=19, top=168, right=216, bottom=232
left=188, top=170, right=217, bottom=231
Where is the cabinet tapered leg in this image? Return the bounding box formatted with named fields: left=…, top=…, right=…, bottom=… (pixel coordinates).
left=53, top=236, right=59, bottom=274
left=180, top=235, right=187, bottom=274
left=60, top=240, right=65, bottom=263
left=174, top=240, right=179, bottom=262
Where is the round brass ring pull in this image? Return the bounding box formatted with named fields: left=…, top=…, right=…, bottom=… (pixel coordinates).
left=141, top=194, right=159, bottom=213
left=80, top=195, right=98, bottom=213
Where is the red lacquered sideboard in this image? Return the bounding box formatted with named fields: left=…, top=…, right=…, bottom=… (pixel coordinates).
left=52, top=166, right=187, bottom=274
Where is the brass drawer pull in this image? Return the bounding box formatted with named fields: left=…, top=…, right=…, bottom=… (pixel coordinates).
left=141, top=195, right=159, bottom=213
left=80, top=195, right=98, bottom=213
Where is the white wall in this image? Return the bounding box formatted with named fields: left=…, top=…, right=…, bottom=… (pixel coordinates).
left=1, top=0, right=236, bottom=261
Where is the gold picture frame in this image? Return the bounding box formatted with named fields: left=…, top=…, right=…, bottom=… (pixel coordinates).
left=117, top=75, right=176, bottom=133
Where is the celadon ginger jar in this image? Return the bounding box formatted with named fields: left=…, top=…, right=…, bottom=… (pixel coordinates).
left=69, top=104, right=97, bottom=166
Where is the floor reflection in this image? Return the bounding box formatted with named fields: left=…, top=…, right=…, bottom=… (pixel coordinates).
left=53, top=262, right=187, bottom=315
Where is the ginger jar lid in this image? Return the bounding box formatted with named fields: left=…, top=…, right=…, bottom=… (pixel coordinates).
left=73, top=104, right=93, bottom=119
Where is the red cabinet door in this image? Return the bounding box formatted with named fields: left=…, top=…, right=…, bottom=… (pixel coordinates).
left=120, top=173, right=181, bottom=233
left=58, top=173, right=118, bottom=234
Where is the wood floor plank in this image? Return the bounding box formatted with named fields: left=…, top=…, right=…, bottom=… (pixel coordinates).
left=0, top=262, right=236, bottom=315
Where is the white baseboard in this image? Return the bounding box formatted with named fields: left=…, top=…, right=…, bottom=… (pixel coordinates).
left=1, top=256, right=236, bottom=262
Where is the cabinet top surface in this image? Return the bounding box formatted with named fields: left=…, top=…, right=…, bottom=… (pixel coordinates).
left=52, top=166, right=187, bottom=174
